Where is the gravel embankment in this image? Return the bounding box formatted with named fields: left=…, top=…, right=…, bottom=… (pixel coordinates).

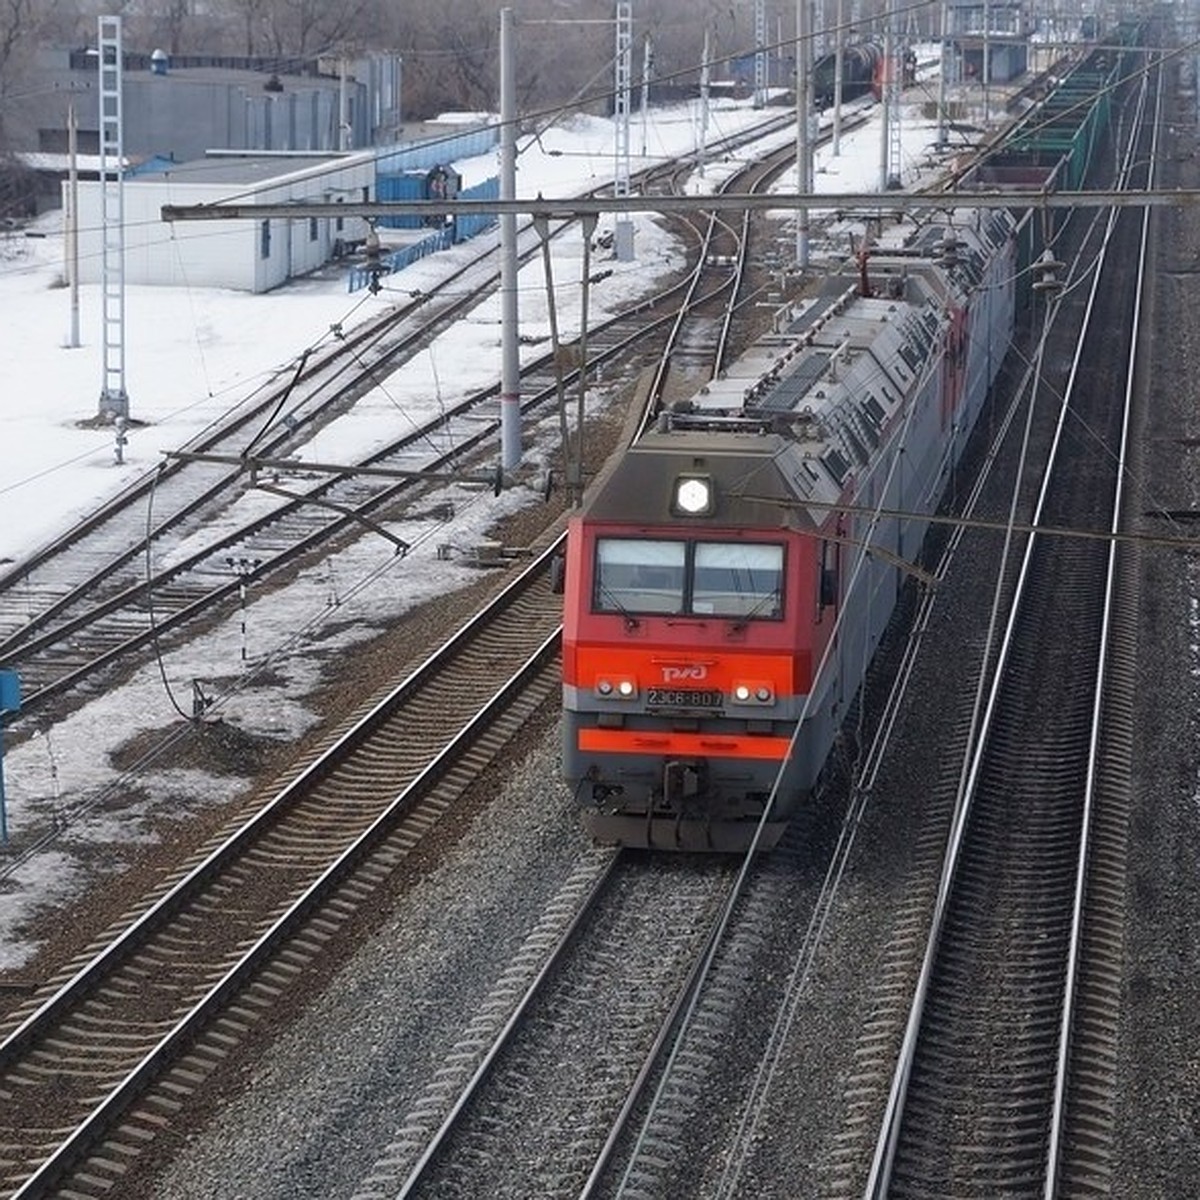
left=1108, top=88, right=1200, bottom=1195
left=139, top=709, right=590, bottom=1199
left=15, top=165, right=1200, bottom=1198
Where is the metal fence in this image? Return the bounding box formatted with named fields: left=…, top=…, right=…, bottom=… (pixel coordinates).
left=347, top=176, right=499, bottom=293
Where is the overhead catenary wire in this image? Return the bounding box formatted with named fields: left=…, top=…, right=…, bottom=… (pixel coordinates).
left=17, top=36, right=1184, bottom=266
left=730, top=492, right=1200, bottom=553
left=5, top=10, right=1182, bottom=261
left=144, top=462, right=195, bottom=722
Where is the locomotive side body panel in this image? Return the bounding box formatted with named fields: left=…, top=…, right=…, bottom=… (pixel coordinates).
left=561, top=211, right=1017, bottom=850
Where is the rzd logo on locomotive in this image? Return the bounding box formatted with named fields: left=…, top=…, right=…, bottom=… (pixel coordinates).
left=661, top=664, right=708, bottom=683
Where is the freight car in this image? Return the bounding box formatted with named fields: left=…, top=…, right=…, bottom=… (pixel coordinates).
left=812, top=39, right=883, bottom=108
left=560, top=209, right=1017, bottom=851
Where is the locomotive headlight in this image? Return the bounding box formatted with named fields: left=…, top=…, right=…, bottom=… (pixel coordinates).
left=731, top=681, right=774, bottom=706
left=672, top=474, right=713, bottom=516
left=596, top=679, right=638, bottom=700
left=734, top=684, right=752, bottom=702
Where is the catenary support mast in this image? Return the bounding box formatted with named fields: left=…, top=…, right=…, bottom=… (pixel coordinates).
left=795, top=0, right=811, bottom=268
left=499, top=7, right=521, bottom=470
left=755, top=0, right=768, bottom=109
left=97, top=15, right=129, bottom=421
left=614, top=2, right=634, bottom=261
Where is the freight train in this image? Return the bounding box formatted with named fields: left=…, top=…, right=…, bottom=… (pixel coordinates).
left=810, top=40, right=915, bottom=108
left=812, top=40, right=883, bottom=108
left=560, top=209, right=1017, bottom=851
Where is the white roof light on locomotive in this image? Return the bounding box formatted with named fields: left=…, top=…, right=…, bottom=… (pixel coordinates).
left=672, top=475, right=714, bottom=516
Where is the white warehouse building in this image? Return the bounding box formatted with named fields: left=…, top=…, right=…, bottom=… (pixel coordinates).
left=69, top=151, right=377, bottom=293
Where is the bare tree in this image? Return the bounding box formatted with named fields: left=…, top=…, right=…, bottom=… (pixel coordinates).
left=156, top=0, right=194, bottom=55
left=7, top=0, right=785, bottom=144
left=219, top=0, right=274, bottom=56
left=0, top=0, right=71, bottom=149
left=258, top=0, right=377, bottom=57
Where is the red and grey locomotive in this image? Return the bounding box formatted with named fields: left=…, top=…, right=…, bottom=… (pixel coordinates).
left=561, top=210, right=1017, bottom=850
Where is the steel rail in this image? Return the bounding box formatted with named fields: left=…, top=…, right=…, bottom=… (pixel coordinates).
left=1041, top=50, right=1159, bottom=1200
left=574, top=897, right=731, bottom=1199
left=392, top=852, right=622, bottom=1199
left=0, top=214, right=741, bottom=711
left=0, top=122, right=803, bottom=714
left=635, top=115, right=869, bottom=439
left=389, top=145, right=798, bottom=1195
left=863, top=59, right=1155, bottom=1199
left=1, top=540, right=566, bottom=1197
left=0, top=115, right=794, bottom=641
left=707, top=270, right=1066, bottom=1195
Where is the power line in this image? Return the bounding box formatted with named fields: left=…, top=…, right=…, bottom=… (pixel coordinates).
left=731, top=492, right=1200, bottom=552
left=161, top=187, right=1200, bottom=225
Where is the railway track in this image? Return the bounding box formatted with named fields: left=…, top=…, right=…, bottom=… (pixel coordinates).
left=0, top=546, right=565, bottom=1198
left=355, top=851, right=735, bottom=1199
left=861, top=51, right=1156, bottom=1199
left=345, top=130, right=852, bottom=1200
left=4, top=82, right=1103, bottom=1198
left=640, top=141, right=795, bottom=406
left=0, top=114, right=810, bottom=1197
left=0, top=115, right=801, bottom=721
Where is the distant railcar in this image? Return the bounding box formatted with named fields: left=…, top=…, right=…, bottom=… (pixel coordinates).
left=561, top=210, right=1018, bottom=851
left=812, top=40, right=883, bottom=107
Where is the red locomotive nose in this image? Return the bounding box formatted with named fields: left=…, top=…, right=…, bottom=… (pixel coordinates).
left=560, top=203, right=1017, bottom=850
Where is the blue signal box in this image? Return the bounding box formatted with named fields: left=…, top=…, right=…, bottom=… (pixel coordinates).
left=0, top=670, right=19, bottom=714
left=0, top=668, right=18, bottom=845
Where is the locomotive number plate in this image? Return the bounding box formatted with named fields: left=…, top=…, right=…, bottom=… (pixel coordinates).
left=647, top=688, right=723, bottom=708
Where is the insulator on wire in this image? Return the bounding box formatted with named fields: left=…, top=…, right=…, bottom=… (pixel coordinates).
left=1032, top=247, right=1065, bottom=294
left=365, top=224, right=383, bottom=294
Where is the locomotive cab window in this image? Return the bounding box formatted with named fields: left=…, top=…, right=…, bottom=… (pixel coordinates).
left=692, top=542, right=782, bottom=617
left=595, top=539, right=687, bottom=614
left=594, top=538, right=783, bottom=619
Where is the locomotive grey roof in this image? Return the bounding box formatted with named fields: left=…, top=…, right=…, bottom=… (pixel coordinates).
left=755, top=353, right=831, bottom=413
left=676, top=214, right=1007, bottom=475
left=582, top=208, right=1016, bottom=532
left=580, top=430, right=828, bottom=532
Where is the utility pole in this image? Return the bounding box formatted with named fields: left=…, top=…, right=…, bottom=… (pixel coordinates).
left=833, top=0, right=845, bottom=155
left=699, top=27, right=711, bottom=178
left=937, top=0, right=949, bottom=149
left=640, top=33, right=653, bottom=156
left=66, top=103, right=80, bottom=349
left=984, top=0, right=992, bottom=123
left=754, top=0, right=768, bottom=109
left=795, top=0, right=811, bottom=268
left=339, top=58, right=352, bottom=150
left=613, top=2, right=634, bottom=261
left=97, top=15, right=129, bottom=421
left=576, top=212, right=597, bottom=503
left=499, top=7, right=521, bottom=470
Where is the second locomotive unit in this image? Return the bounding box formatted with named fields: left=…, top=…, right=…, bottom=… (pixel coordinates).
left=561, top=209, right=1017, bottom=851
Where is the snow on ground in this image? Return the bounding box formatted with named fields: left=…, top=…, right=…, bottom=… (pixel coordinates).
left=0, top=88, right=978, bottom=967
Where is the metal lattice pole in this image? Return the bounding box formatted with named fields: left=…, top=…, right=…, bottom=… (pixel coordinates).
left=614, top=1, right=634, bottom=261
left=97, top=15, right=129, bottom=421
left=499, top=7, right=521, bottom=469
left=755, top=0, right=768, bottom=109
left=883, top=0, right=903, bottom=190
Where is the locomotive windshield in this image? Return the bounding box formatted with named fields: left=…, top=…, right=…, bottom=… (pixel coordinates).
left=594, top=538, right=783, bottom=619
